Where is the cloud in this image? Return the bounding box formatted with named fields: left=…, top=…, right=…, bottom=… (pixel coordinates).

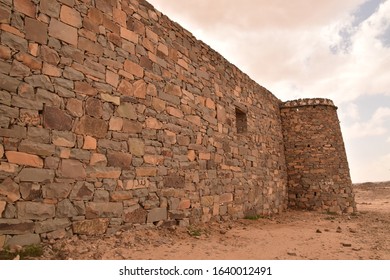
left=342, top=107, right=390, bottom=139
left=149, top=0, right=390, bottom=104
left=351, top=152, right=390, bottom=182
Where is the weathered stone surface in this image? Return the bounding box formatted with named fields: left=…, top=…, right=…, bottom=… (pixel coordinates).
left=19, top=140, right=55, bottom=156
left=17, top=202, right=55, bottom=220
left=85, top=202, right=123, bottom=219
left=0, top=219, right=34, bottom=234
left=123, top=207, right=147, bottom=224
left=25, top=17, right=48, bottom=44
left=0, top=201, right=5, bottom=216
left=66, top=98, right=83, bottom=117
left=60, top=5, right=82, bottom=28
left=59, top=159, right=86, bottom=179
left=25, top=75, right=54, bottom=91
left=18, top=168, right=55, bottom=182
left=110, top=191, right=132, bottom=201
left=35, top=218, right=71, bottom=234
left=117, top=103, right=137, bottom=120
left=43, top=106, right=73, bottom=131
left=20, top=182, right=42, bottom=201
left=5, top=234, right=40, bottom=247
left=27, top=127, right=50, bottom=144
left=163, top=175, right=185, bottom=188
left=49, top=18, right=78, bottom=44
left=90, top=153, right=107, bottom=166
left=0, top=73, right=20, bottom=92
left=70, top=183, right=94, bottom=201
left=7, top=150, right=42, bottom=168
left=86, top=98, right=103, bottom=118
left=83, top=135, right=97, bottom=150
left=1, top=31, right=27, bottom=51
left=42, top=182, right=72, bottom=199
left=0, top=177, right=20, bottom=202
left=72, top=218, right=109, bottom=235
left=14, top=0, right=36, bottom=18
left=40, top=0, right=60, bottom=17
left=86, top=166, right=121, bottom=179
left=75, top=116, right=108, bottom=138
left=124, top=59, right=144, bottom=78
left=122, top=120, right=143, bottom=133
left=136, top=167, right=157, bottom=177
left=56, top=199, right=78, bottom=218
left=147, top=207, right=167, bottom=223
left=107, top=151, right=132, bottom=169
left=52, top=130, right=76, bottom=147
left=128, top=138, right=145, bottom=156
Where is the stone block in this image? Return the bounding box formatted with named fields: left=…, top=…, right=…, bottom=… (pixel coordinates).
left=43, top=106, right=73, bottom=131
left=136, top=167, right=157, bottom=177
left=27, top=127, right=50, bottom=144
left=19, top=140, right=55, bottom=156
left=59, top=159, right=86, bottom=179
left=42, top=182, right=72, bottom=199
left=109, top=117, right=123, bottom=131
left=163, top=175, right=185, bottom=188
left=35, top=218, right=71, bottom=234
left=66, top=98, right=83, bottom=117
left=5, top=234, right=40, bottom=247
left=122, top=120, right=142, bottom=133
left=1, top=31, right=27, bottom=52
left=123, top=207, right=147, bottom=224
left=86, top=98, right=103, bottom=118
left=107, top=151, right=132, bottom=169
left=78, top=37, right=103, bottom=56
left=40, top=0, right=60, bottom=17
left=60, top=5, right=82, bottom=28
left=101, top=93, right=120, bottom=106
left=56, top=199, right=78, bottom=218
left=18, top=168, right=55, bottom=183
left=145, top=117, right=163, bottom=129
left=128, top=138, right=145, bottom=156
left=90, top=153, right=107, bottom=166
left=147, top=207, right=167, bottom=223
left=14, top=0, right=36, bottom=18
left=124, top=59, right=144, bottom=78
left=75, top=116, right=108, bottom=138
left=117, top=103, right=137, bottom=120
left=220, top=193, right=234, bottom=204
left=110, top=191, right=132, bottom=201
left=52, top=130, right=76, bottom=147
left=0, top=219, right=35, bottom=234
left=5, top=151, right=43, bottom=168
left=40, top=45, right=60, bottom=65
left=25, top=17, right=48, bottom=44
left=72, top=218, right=109, bottom=235
left=117, top=79, right=133, bottom=96
left=0, top=72, right=20, bottom=92
left=10, top=60, right=30, bottom=77
left=69, top=183, right=94, bottom=201
left=85, top=202, right=123, bottom=219
left=19, top=182, right=42, bottom=201
left=86, top=166, right=121, bottom=179
left=83, top=135, right=97, bottom=150
left=49, top=19, right=78, bottom=46
left=17, top=202, right=55, bottom=220
left=0, top=177, right=20, bottom=202
left=25, top=75, right=54, bottom=91
left=132, top=80, right=147, bottom=99
left=178, top=199, right=191, bottom=210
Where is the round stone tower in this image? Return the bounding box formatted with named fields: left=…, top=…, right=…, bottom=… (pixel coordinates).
left=280, top=98, right=356, bottom=213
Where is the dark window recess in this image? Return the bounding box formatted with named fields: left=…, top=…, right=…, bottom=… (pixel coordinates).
left=235, top=107, right=247, bottom=133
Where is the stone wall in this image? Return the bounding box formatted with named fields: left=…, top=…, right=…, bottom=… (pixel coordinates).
left=0, top=0, right=288, bottom=247
left=280, top=99, right=356, bottom=214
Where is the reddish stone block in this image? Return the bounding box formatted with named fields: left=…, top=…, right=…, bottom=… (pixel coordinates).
left=15, top=52, right=42, bottom=70
left=107, top=150, right=132, bottom=169
left=40, top=46, right=60, bottom=65
left=5, top=151, right=43, bottom=168
left=48, top=19, right=78, bottom=46
left=40, top=0, right=60, bottom=18
left=60, top=159, right=86, bottom=179
left=14, top=0, right=36, bottom=18
left=124, top=59, right=144, bottom=78
left=43, top=106, right=73, bottom=131
left=60, top=5, right=82, bottom=28
left=75, top=116, right=108, bottom=138
left=66, top=98, right=83, bottom=117
left=78, top=37, right=103, bottom=56
left=25, top=18, right=48, bottom=44
left=72, top=219, right=109, bottom=235
left=83, top=135, right=97, bottom=150
left=0, top=6, right=10, bottom=24
left=75, top=81, right=98, bottom=96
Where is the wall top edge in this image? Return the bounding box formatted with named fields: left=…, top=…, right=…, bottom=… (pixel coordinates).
left=280, top=98, right=337, bottom=109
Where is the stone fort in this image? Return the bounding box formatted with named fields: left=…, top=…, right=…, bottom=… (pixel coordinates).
left=0, top=0, right=356, bottom=247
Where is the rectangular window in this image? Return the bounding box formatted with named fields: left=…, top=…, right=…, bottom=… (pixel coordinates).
left=235, top=107, right=247, bottom=133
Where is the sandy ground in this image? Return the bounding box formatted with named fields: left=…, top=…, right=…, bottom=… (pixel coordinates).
left=39, top=182, right=390, bottom=260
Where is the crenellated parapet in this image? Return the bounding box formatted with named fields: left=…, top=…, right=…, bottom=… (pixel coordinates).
left=281, top=98, right=336, bottom=109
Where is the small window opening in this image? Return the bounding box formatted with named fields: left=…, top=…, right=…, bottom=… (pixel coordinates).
left=235, top=107, right=247, bottom=133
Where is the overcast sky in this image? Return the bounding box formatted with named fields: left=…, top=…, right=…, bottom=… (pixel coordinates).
left=148, top=0, right=390, bottom=183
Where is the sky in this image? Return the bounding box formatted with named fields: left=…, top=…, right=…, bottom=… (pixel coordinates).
left=147, top=0, right=390, bottom=183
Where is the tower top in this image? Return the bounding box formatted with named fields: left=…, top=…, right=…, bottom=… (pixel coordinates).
left=281, top=98, right=336, bottom=109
